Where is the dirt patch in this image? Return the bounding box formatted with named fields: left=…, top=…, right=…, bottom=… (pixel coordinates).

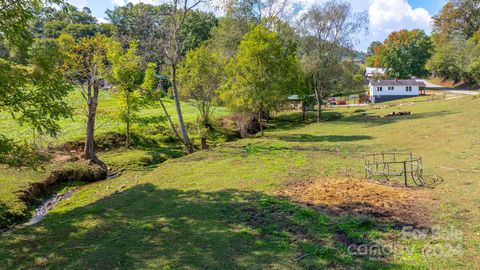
left=220, top=112, right=265, bottom=138
left=277, top=178, right=434, bottom=228
left=57, top=132, right=130, bottom=153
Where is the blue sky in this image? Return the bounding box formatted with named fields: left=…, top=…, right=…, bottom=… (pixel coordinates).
left=67, top=0, right=447, bottom=51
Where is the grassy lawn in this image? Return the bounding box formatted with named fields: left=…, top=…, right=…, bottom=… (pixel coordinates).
left=0, top=87, right=230, bottom=145
left=0, top=95, right=479, bottom=269
left=0, top=87, right=230, bottom=230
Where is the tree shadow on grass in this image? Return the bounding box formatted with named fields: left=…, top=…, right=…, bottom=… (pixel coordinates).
left=0, top=202, right=26, bottom=231
left=269, top=111, right=344, bottom=131
left=0, top=184, right=400, bottom=269
left=277, top=134, right=374, bottom=143
left=339, top=110, right=454, bottom=126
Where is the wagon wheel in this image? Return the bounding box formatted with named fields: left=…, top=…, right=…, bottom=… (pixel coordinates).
left=412, top=174, right=426, bottom=186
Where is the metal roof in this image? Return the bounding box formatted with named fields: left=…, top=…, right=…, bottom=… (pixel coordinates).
left=369, top=79, right=426, bottom=87
left=365, top=67, right=386, bottom=75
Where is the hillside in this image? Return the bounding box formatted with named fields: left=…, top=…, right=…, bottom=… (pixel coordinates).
left=0, top=95, right=479, bottom=269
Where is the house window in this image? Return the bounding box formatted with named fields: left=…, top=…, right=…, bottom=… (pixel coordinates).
left=388, top=86, right=394, bottom=90
left=376, top=87, right=383, bottom=91
left=406, top=86, right=412, bottom=92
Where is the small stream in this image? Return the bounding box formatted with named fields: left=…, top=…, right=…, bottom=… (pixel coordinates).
left=24, top=189, right=76, bottom=226
left=1, top=171, right=121, bottom=234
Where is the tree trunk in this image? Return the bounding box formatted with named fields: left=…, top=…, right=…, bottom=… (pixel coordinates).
left=201, top=137, right=208, bottom=150
left=302, top=104, right=306, bottom=121
left=158, top=97, right=182, bottom=141
left=258, top=110, right=264, bottom=136
left=83, top=83, right=106, bottom=170
left=126, top=91, right=131, bottom=148
left=315, top=89, right=322, bottom=123
left=171, top=63, right=194, bottom=154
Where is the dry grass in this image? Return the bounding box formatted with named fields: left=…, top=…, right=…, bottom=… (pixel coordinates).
left=277, top=178, right=435, bottom=228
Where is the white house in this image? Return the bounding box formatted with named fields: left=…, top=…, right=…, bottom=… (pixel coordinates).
left=368, top=80, right=426, bottom=103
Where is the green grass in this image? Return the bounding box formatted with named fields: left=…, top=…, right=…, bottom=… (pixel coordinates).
left=0, top=87, right=230, bottom=229
left=0, top=87, right=230, bottom=145
left=1, top=95, right=480, bottom=269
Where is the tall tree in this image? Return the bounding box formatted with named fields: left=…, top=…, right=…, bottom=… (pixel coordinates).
left=377, top=29, right=433, bottom=79
left=454, top=0, right=480, bottom=38
left=429, top=0, right=480, bottom=85
left=298, top=0, right=367, bottom=122
left=160, top=0, right=208, bottom=154
left=222, top=24, right=300, bottom=135
left=65, top=34, right=109, bottom=167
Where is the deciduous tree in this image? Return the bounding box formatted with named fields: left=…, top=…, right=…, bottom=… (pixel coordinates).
left=107, top=40, right=144, bottom=147
left=298, top=0, right=367, bottom=122
left=66, top=34, right=109, bottom=167
left=222, top=25, right=300, bottom=135
left=377, top=29, right=433, bottom=79
left=160, top=0, right=209, bottom=154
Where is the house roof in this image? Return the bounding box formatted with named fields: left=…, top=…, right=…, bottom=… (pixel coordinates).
left=370, top=79, right=426, bottom=87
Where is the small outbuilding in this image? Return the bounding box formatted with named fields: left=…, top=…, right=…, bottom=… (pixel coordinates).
left=364, top=67, right=386, bottom=80
left=368, top=79, right=426, bottom=103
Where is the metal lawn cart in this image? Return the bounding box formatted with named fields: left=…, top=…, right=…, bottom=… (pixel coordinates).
left=364, top=152, right=441, bottom=187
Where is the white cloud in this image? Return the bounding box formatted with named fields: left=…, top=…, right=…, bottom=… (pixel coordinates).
left=108, top=0, right=433, bottom=51
left=368, top=0, right=432, bottom=42
left=294, top=0, right=433, bottom=51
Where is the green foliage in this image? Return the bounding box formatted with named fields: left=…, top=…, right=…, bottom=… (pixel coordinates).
left=0, top=38, right=73, bottom=138
left=298, top=0, right=367, bottom=118
left=429, top=0, right=480, bottom=86
left=180, top=10, right=218, bottom=55
left=209, top=17, right=250, bottom=58
left=376, top=29, right=433, bottom=79
left=106, top=3, right=216, bottom=65
left=43, top=21, right=68, bottom=38
left=66, top=33, right=109, bottom=84
left=107, top=39, right=145, bottom=145
left=433, top=0, right=480, bottom=39
left=0, top=0, right=47, bottom=52
left=178, top=44, right=225, bottom=126
left=366, top=41, right=382, bottom=56
left=32, top=3, right=98, bottom=38
left=63, top=23, right=98, bottom=39
left=222, top=25, right=300, bottom=115
left=0, top=135, right=44, bottom=167
left=427, top=37, right=466, bottom=83
left=141, top=62, right=158, bottom=94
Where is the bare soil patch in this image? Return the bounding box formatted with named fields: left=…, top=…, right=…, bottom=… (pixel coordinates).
left=277, top=178, right=434, bottom=228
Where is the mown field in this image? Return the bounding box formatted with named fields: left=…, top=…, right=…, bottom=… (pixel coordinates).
left=0, top=93, right=479, bottom=269
left=0, top=87, right=229, bottom=230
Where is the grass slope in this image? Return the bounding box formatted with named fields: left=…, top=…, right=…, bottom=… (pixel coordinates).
left=1, top=95, right=479, bottom=269
left=0, top=87, right=229, bottom=145
left=0, top=87, right=229, bottom=229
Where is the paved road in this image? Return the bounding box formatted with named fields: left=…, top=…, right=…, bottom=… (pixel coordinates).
left=418, top=79, right=479, bottom=96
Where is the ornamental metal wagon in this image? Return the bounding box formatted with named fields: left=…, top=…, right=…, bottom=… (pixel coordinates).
left=364, top=152, right=442, bottom=187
